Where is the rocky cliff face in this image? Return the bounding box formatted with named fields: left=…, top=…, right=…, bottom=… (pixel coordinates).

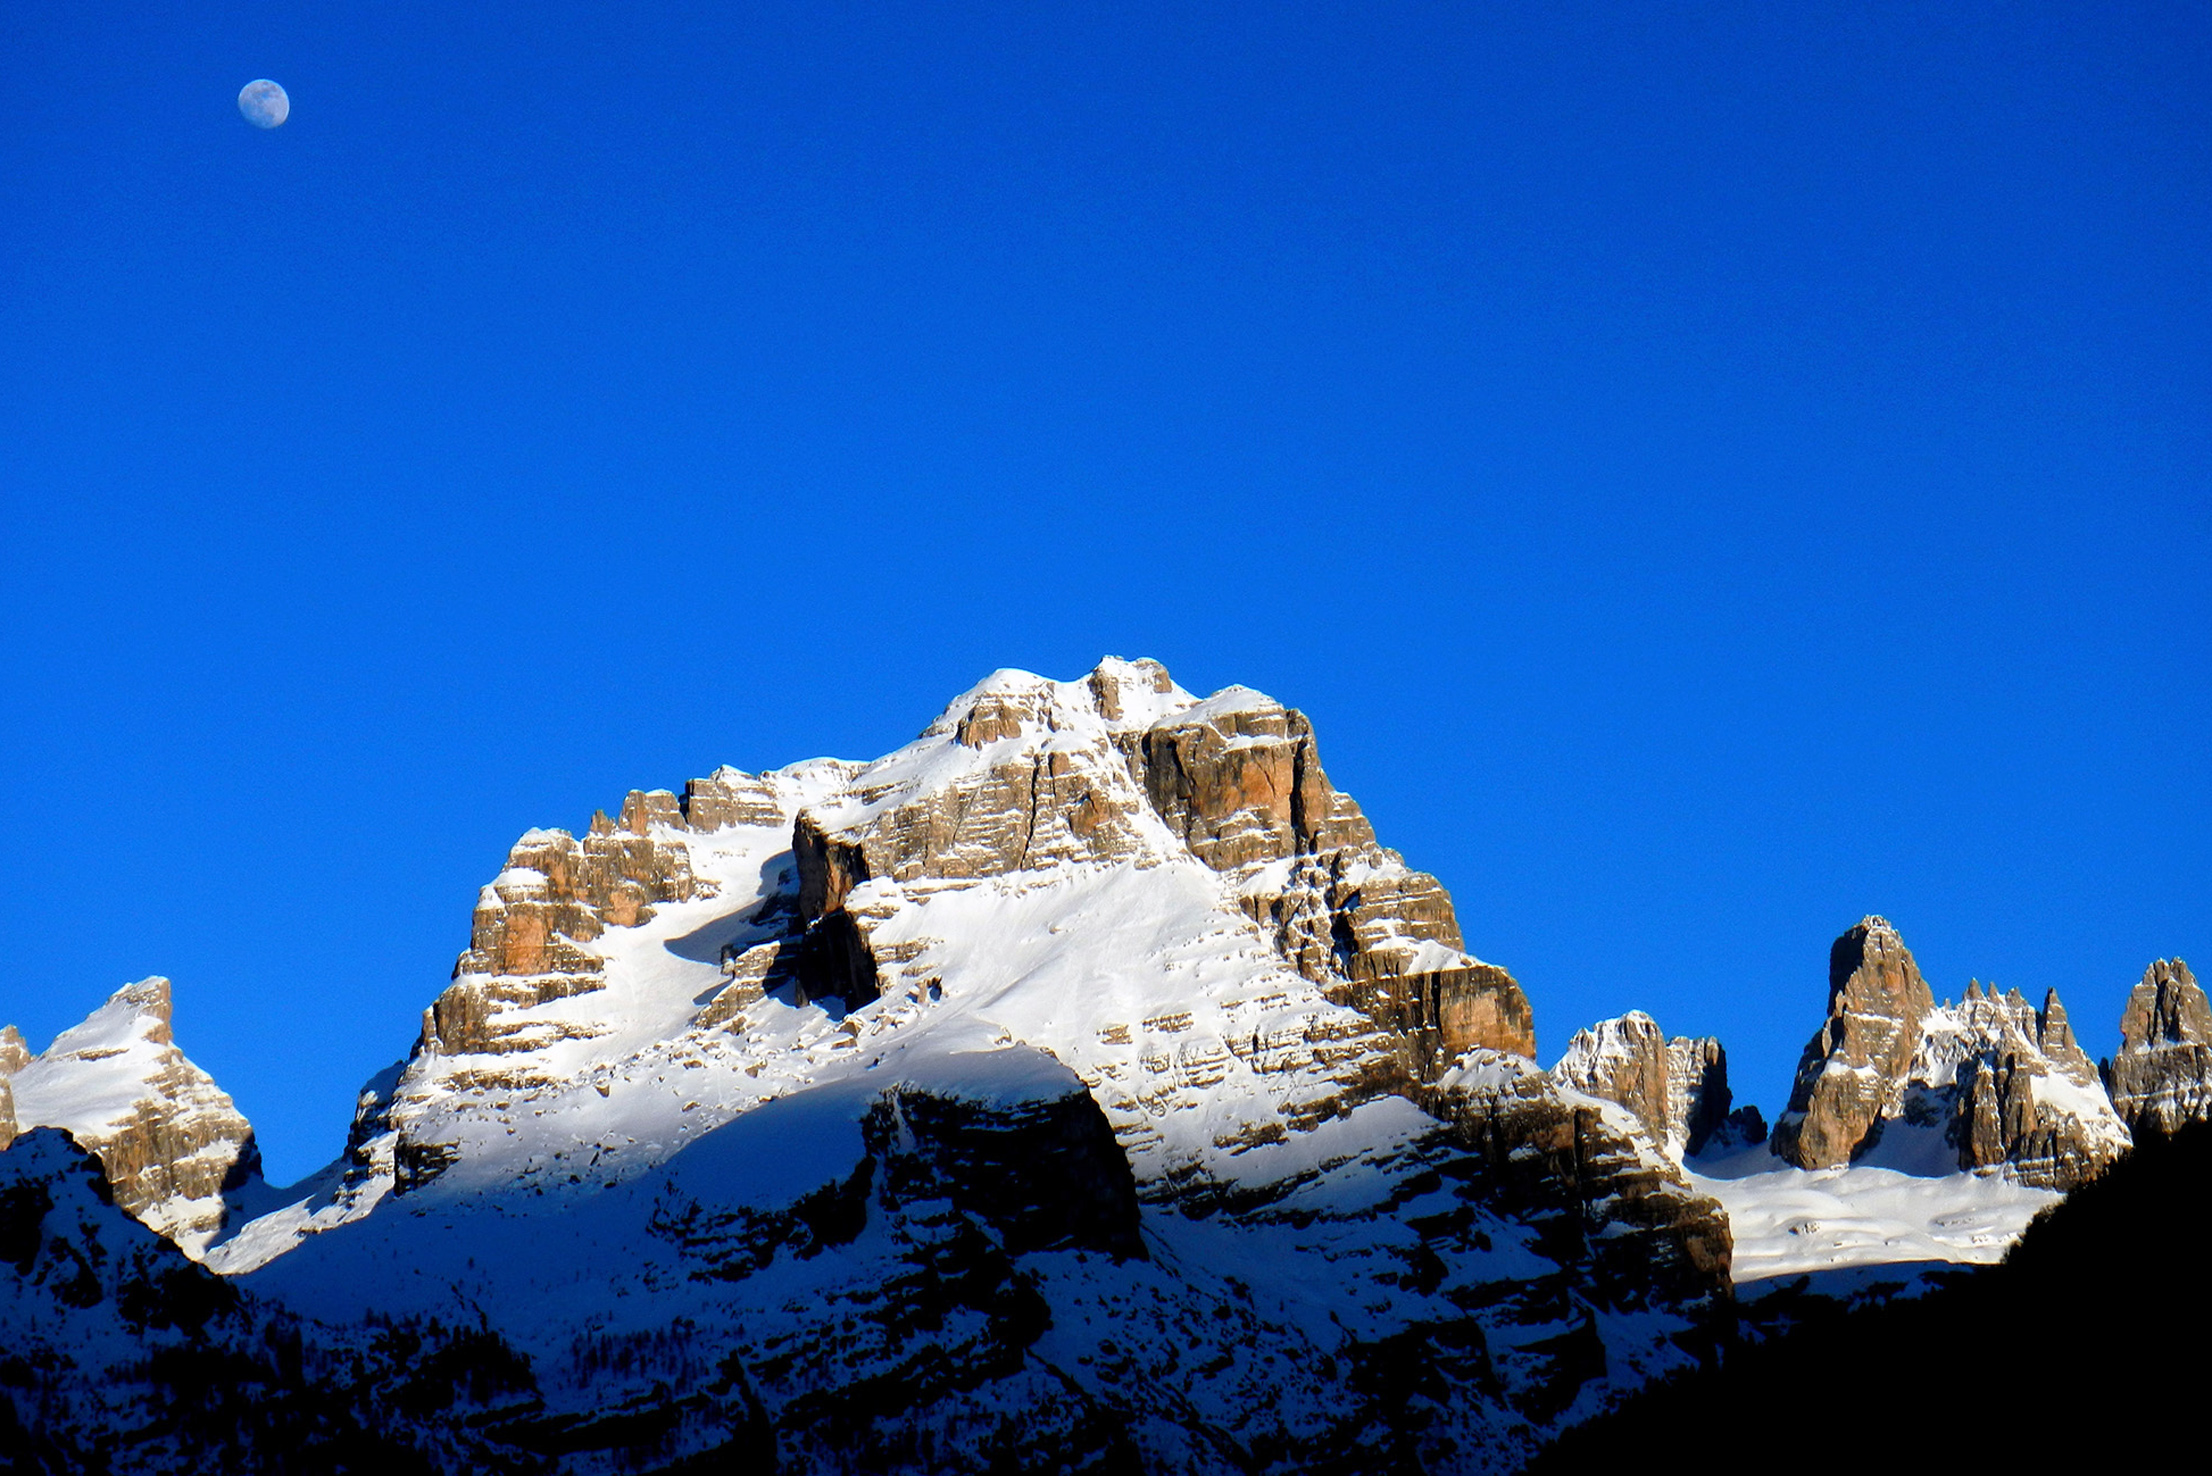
left=1770, top=919, right=2128, bottom=1188
left=1430, top=1053, right=1732, bottom=1314
left=1549, top=1013, right=1762, bottom=1160
left=5, top=980, right=260, bottom=1255
left=1771, top=917, right=1934, bottom=1169
left=0, top=1026, right=24, bottom=1150
left=2109, top=958, right=2212, bottom=1135
left=418, top=785, right=723, bottom=1061
left=1900, top=982, right=2129, bottom=1188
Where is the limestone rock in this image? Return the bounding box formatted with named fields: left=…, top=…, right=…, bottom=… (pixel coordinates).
left=1550, top=1013, right=1754, bottom=1160
left=681, top=767, right=787, bottom=832
left=1429, top=1053, right=1733, bottom=1316
left=1771, top=916, right=1934, bottom=1168
left=0, top=1025, right=24, bottom=1150
left=1668, top=1036, right=1766, bottom=1155
left=242, top=657, right=1729, bottom=1462
left=420, top=800, right=710, bottom=1059
left=1133, top=690, right=1374, bottom=870
left=789, top=661, right=1535, bottom=1075
left=2109, top=959, right=2212, bottom=1135
left=1902, top=982, right=2130, bottom=1189
left=699, top=939, right=787, bottom=1030
left=1770, top=917, right=2129, bottom=1188
left=5, top=980, right=260, bottom=1254
left=1330, top=962, right=1536, bottom=1083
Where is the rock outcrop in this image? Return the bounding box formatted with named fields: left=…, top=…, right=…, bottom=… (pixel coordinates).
left=5, top=980, right=260, bottom=1255
left=789, top=664, right=1536, bottom=1076
left=1771, top=918, right=2129, bottom=1187
left=1429, top=1055, right=1733, bottom=1317
left=1899, top=982, right=2130, bottom=1188
left=1771, top=917, right=1933, bottom=1169
left=2108, top=959, right=2212, bottom=1135
left=0, top=1025, right=24, bottom=1149
left=1549, top=1013, right=1762, bottom=1159
left=420, top=793, right=714, bottom=1061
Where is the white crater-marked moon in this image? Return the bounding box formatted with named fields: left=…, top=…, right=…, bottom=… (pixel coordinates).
left=238, top=79, right=290, bottom=129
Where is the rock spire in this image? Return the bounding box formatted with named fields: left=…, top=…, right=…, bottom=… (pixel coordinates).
left=1550, top=1011, right=1763, bottom=1160
left=2109, top=959, right=2212, bottom=1135
left=1771, top=916, right=1933, bottom=1169
left=1771, top=918, right=2128, bottom=1188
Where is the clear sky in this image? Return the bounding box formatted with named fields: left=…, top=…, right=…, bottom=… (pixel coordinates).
left=4, top=3, right=2206, bottom=1182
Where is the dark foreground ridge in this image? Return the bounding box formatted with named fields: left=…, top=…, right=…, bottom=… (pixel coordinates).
left=1530, top=1119, right=2212, bottom=1474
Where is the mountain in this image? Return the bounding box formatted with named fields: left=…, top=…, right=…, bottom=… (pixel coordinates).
left=1544, top=920, right=2180, bottom=1306
left=0, top=1126, right=552, bottom=1474
left=1548, top=1012, right=1763, bottom=1161
left=1767, top=916, right=2128, bottom=1188
left=3, top=978, right=261, bottom=1253
left=2, top=660, right=2201, bottom=1472
left=35, top=658, right=1726, bottom=1471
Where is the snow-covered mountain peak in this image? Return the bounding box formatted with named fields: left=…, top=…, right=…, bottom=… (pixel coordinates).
left=1771, top=917, right=2128, bottom=1188
left=914, top=655, right=1194, bottom=743
left=1549, top=1012, right=1763, bottom=1161
left=323, top=658, right=1535, bottom=1222
left=154, top=659, right=1763, bottom=1465
left=7, top=978, right=260, bottom=1255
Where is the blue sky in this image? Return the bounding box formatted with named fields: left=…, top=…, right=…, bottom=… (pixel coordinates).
left=4, top=3, right=2206, bottom=1181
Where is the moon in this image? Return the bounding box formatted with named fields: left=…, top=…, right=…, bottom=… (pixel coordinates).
left=237, top=80, right=290, bottom=130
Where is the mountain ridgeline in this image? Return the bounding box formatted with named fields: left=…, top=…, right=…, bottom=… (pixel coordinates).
left=3, top=659, right=2205, bottom=1474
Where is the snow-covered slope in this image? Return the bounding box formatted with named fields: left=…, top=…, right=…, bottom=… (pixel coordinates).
left=1687, top=1142, right=2059, bottom=1296
left=9, top=659, right=2196, bottom=1470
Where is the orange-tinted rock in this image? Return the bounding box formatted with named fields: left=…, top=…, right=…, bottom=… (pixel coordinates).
left=1331, top=964, right=1536, bottom=1080
left=1911, top=983, right=2128, bottom=1189
left=1770, top=922, right=2128, bottom=1188
left=1553, top=1013, right=1764, bottom=1160
left=423, top=803, right=711, bottom=1056
left=1135, top=695, right=1375, bottom=872
left=1771, top=916, right=1933, bottom=1168
left=681, top=768, right=785, bottom=832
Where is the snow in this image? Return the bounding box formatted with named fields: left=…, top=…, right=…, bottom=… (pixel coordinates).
left=1436, top=1047, right=1540, bottom=1096
left=1688, top=1142, right=2058, bottom=1291
left=10, top=982, right=174, bottom=1136
left=1173, top=685, right=1278, bottom=723
left=1549, top=1011, right=1656, bottom=1078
